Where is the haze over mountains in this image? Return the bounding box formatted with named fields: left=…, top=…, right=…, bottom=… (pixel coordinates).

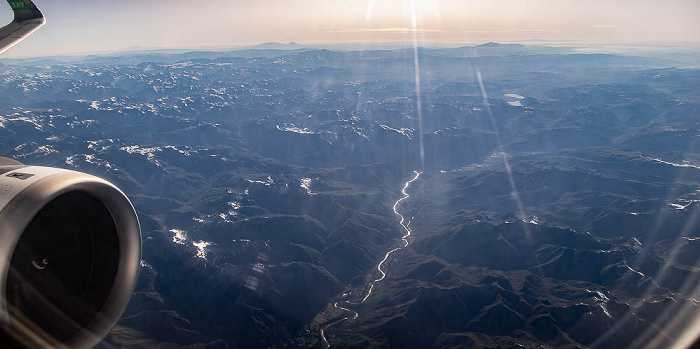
left=1, top=43, right=699, bottom=348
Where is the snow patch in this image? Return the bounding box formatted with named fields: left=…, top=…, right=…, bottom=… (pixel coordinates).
left=300, top=177, right=319, bottom=195
left=276, top=124, right=315, bottom=134
left=504, top=93, right=525, bottom=107
left=631, top=238, right=643, bottom=253
left=649, top=157, right=700, bottom=170
left=528, top=216, right=540, bottom=225
left=380, top=125, right=413, bottom=139
left=588, top=289, right=612, bottom=318
left=169, top=229, right=188, bottom=245
left=670, top=202, right=691, bottom=210
left=247, top=176, right=274, bottom=186
left=193, top=241, right=213, bottom=260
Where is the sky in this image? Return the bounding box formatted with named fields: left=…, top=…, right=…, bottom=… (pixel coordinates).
left=1, top=0, right=698, bottom=57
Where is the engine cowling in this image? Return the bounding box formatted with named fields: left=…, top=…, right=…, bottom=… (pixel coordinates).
left=0, top=158, right=141, bottom=349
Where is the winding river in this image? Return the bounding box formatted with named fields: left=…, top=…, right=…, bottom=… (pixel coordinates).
left=320, top=171, right=422, bottom=348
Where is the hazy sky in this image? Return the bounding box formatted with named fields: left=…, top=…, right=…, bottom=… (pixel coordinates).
left=1, top=0, right=698, bottom=57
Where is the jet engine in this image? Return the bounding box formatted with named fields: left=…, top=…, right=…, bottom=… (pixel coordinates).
left=0, top=158, right=141, bottom=349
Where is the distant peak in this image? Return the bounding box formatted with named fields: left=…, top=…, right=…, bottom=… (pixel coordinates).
left=255, top=41, right=302, bottom=49
left=477, top=42, right=525, bottom=48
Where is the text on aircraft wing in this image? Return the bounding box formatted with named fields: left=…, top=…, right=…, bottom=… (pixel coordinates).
left=0, top=0, right=44, bottom=55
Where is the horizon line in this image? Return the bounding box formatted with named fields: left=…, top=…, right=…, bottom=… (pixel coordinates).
left=1, top=40, right=699, bottom=60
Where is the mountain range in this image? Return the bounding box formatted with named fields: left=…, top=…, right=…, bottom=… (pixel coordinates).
left=0, top=43, right=698, bottom=348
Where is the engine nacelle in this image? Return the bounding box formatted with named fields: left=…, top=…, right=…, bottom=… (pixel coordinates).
left=0, top=158, right=141, bottom=349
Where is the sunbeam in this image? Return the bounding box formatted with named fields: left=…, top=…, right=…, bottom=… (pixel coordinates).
left=365, top=0, right=375, bottom=21
left=474, top=68, right=531, bottom=234
left=411, top=0, right=425, bottom=170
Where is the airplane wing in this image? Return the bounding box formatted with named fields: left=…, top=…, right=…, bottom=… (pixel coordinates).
left=0, top=0, right=44, bottom=55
